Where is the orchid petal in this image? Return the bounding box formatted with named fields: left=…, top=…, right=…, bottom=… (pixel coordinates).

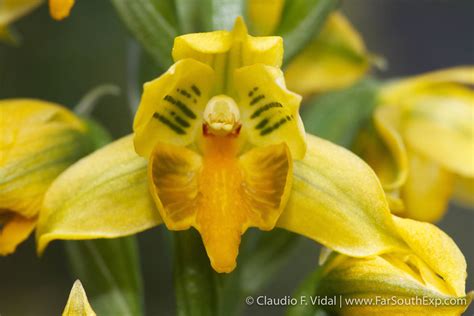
left=277, top=134, right=406, bottom=256
left=133, top=59, right=215, bottom=157
left=36, top=135, right=162, bottom=254
left=234, top=63, right=306, bottom=159
left=148, top=140, right=292, bottom=272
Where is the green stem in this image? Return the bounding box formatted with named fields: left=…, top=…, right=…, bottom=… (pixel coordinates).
left=173, top=229, right=218, bottom=316
left=64, top=237, right=144, bottom=315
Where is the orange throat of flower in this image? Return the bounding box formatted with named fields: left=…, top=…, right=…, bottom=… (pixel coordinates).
left=148, top=98, right=293, bottom=273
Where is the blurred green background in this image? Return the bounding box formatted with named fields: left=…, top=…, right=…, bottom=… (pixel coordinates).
left=0, top=0, right=473, bottom=315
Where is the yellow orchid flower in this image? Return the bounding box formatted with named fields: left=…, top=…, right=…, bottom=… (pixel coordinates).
left=316, top=219, right=473, bottom=315
left=0, top=99, right=92, bottom=255
left=35, top=19, right=470, bottom=299
left=62, top=280, right=96, bottom=316
left=355, top=67, right=474, bottom=222
left=132, top=18, right=308, bottom=272
left=247, top=1, right=371, bottom=97
left=0, top=0, right=75, bottom=40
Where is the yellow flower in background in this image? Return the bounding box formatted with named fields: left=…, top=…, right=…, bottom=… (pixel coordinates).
left=0, top=99, right=91, bottom=255
left=317, top=218, right=473, bottom=315
left=247, top=0, right=371, bottom=98
left=62, top=280, right=96, bottom=316
left=34, top=19, right=470, bottom=297
left=0, top=0, right=75, bottom=42
left=355, top=67, right=474, bottom=222
left=0, top=0, right=42, bottom=42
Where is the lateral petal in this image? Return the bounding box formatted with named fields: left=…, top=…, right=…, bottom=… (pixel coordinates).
left=235, top=64, right=306, bottom=159
left=36, top=135, right=162, bottom=254
left=133, top=59, right=215, bottom=157
left=277, top=134, right=406, bottom=256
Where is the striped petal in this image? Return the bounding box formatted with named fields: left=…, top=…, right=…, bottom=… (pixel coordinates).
left=235, top=63, right=306, bottom=159
left=133, top=59, right=215, bottom=157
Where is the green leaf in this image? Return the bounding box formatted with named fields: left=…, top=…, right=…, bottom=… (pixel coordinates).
left=201, top=0, right=245, bottom=31
left=175, top=0, right=203, bottom=33
left=64, top=237, right=144, bottom=316
left=174, top=229, right=218, bottom=316
left=110, top=0, right=178, bottom=69
left=301, top=78, right=380, bottom=148
left=150, top=0, right=179, bottom=28
left=276, top=0, right=339, bottom=66
left=83, top=118, right=113, bottom=150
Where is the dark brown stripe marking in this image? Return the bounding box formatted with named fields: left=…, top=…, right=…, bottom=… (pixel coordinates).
left=164, top=95, right=196, bottom=119
left=153, top=112, right=186, bottom=134
left=251, top=102, right=283, bottom=119
left=248, top=87, right=259, bottom=97
left=260, top=116, right=292, bottom=136
left=178, top=89, right=192, bottom=98
left=191, top=85, right=201, bottom=96
left=250, top=94, right=265, bottom=106
left=169, top=110, right=190, bottom=128
left=174, top=116, right=190, bottom=128
left=255, top=118, right=269, bottom=129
